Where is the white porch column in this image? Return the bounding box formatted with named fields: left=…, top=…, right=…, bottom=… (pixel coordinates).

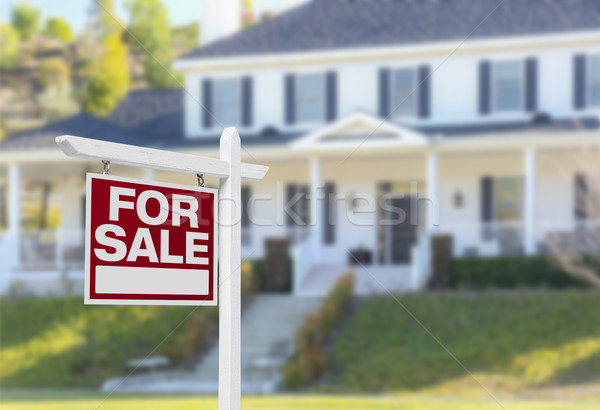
left=309, top=157, right=322, bottom=260
left=426, top=152, right=439, bottom=233
left=8, top=163, right=21, bottom=269
left=143, top=168, right=154, bottom=180
left=524, top=147, right=537, bottom=255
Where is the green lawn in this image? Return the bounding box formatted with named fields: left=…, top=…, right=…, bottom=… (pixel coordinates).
left=0, top=297, right=218, bottom=388
left=2, top=395, right=600, bottom=410
left=326, top=291, right=600, bottom=398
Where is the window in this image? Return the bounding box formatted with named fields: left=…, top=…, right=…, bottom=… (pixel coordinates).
left=590, top=55, right=600, bottom=107
left=296, top=74, right=324, bottom=123
left=493, top=61, right=523, bottom=112
left=391, top=68, right=418, bottom=117
left=213, top=79, right=241, bottom=126
left=493, top=177, right=522, bottom=222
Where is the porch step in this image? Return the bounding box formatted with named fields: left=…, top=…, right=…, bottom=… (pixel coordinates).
left=298, top=264, right=414, bottom=296
left=102, top=294, right=322, bottom=394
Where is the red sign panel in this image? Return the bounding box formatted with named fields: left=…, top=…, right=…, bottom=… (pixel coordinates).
left=85, top=174, right=217, bottom=305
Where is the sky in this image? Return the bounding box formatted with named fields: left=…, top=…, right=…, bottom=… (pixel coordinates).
left=1, top=0, right=308, bottom=32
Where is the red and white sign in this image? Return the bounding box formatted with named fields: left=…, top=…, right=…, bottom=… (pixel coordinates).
left=84, top=174, right=218, bottom=306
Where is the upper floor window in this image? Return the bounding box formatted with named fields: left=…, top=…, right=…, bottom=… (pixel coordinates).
left=296, top=74, right=325, bottom=123
left=213, top=79, right=241, bottom=126
left=391, top=68, right=418, bottom=117
left=590, top=55, right=600, bottom=107
left=493, top=61, right=523, bottom=112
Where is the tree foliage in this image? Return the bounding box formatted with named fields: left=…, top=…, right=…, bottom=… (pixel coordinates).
left=38, top=58, right=71, bottom=90
left=125, top=0, right=179, bottom=88
left=90, top=0, right=122, bottom=39
left=80, top=0, right=130, bottom=117
left=11, top=1, right=41, bottom=40
left=81, top=34, right=130, bottom=117
left=44, top=17, right=73, bottom=42
left=0, top=23, right=20, bottom=69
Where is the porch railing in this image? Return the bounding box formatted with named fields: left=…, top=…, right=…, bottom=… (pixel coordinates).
left=17, top=228, right=85, bottom=272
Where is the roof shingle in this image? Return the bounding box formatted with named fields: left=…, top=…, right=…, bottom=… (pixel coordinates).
left=180, top=0, right=600, bottom=61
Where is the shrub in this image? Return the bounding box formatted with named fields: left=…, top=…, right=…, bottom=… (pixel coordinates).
left=281, top=360, right=307, bottom=389
left=282, top=271, right=355, bottom=390
left=240, top=261, right=255, bottom=296
left=449, top=255, right=588, bottom=290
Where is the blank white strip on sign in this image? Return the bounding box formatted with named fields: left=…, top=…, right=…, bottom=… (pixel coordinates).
left=96, top=266, right=209, bottom=295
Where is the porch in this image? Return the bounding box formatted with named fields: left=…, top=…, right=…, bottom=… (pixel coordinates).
left=2, top=117, right=600, bottom=295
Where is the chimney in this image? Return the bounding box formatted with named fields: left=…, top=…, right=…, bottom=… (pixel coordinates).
left=201, top=0, right=241, bottom=46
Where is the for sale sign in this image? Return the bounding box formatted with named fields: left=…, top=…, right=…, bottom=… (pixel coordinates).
left=84, top=174, right=217, bottom=305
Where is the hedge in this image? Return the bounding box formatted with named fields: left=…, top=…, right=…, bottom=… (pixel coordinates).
left=448, top=255, right=589, bottom=290
left=282, top=271, right=355, bottom=389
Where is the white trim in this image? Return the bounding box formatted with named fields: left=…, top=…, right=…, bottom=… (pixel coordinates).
left=174, top=30, right=600, bottom=71
left=292, top=111, right=428, bottom=151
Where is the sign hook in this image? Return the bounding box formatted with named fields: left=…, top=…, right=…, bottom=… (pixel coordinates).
left=102, top=160, right=110, bottom=175
left=197, top=173, right=204, bottom=187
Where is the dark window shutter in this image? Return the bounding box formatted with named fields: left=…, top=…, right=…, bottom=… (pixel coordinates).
left=81, top=195, right=86, bottom=228
left=481, top=177, right=493, bottom=222
left=479, top=61, right=491, bottom=115
left=575, top=173, right=589, bottom=220
left=323, top=182, right=335, bottom=244
left=299, top=185, right=310, bottom=226
left=326, top=71, right=337, bottom=122
left=418, top=65, right=431, bottom=118
left=378, top=68, right=390, bottom=117
left=202, top=78, right=213, bottom=129
left=525, top=57, right=538, bottom=112
left=574, top=54, right=587, bottom=110
left=285, top=74, right=295, bottom=125
left=241, top=186, right=251, bottom=227
left=242, top=76, right=253, bottom=127
left=285, top=184, right=297, bottom=227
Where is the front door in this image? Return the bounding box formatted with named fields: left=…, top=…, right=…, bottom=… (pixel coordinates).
left=378, top=182, right=421, bottom=265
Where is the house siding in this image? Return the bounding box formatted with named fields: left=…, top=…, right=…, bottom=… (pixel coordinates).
left=183, top=41, right=600, bottom=138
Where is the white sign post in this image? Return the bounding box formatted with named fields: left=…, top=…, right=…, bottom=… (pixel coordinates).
left=56, top=127, right=267, bottom=410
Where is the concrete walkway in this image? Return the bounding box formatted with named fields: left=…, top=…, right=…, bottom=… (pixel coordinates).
left=102, top=294, right=322, bottom=394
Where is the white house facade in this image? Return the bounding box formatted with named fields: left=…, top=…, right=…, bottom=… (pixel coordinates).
left=2, top=0, right=600, bottom=295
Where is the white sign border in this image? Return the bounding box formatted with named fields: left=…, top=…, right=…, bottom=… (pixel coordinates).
left=84, top=173, right=218, bottom=306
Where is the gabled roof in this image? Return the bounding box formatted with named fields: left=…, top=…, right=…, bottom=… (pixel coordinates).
left=292, top=111, right=427, bottom=151
left=180, top=0, right=600, bottom=61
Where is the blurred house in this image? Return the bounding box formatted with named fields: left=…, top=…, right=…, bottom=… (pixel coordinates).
left=2, top=0, right=600, bottom=295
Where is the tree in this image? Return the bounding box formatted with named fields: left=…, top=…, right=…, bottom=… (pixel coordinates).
left=125, top=0, right=178, bottom=88
left=79, top=0, right=130, bottom=117
left=44, top=17, right=73, bottom=42
left=38, top=58, right=70, bottom=89
left=11, top=1, right=41, bottom=40
left=88, top=0, right=122, bottom=40
left=81, top=34, right=130, bottom=116
left=0, top=23, right=20, bottom=69
left=37, top=59, right=78, bottom=120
